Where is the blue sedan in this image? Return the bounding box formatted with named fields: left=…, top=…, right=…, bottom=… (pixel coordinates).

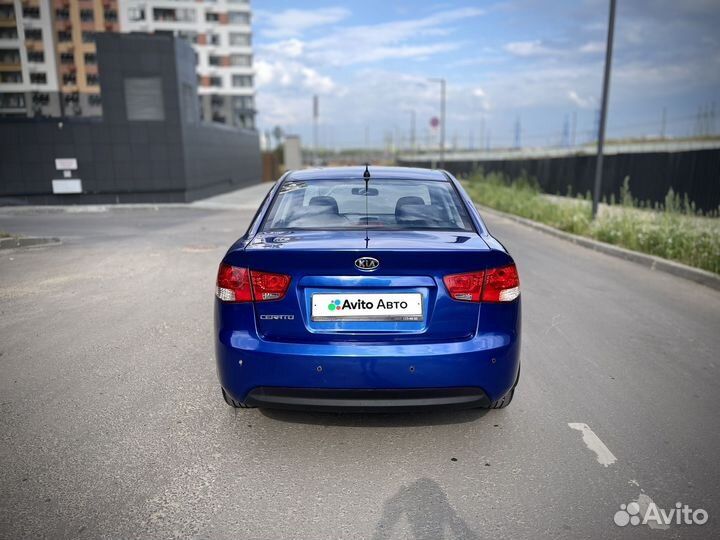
left=215, top=166, right=521, bottom=411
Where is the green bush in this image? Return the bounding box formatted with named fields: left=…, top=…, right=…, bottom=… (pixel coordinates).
left=464, top=172, right=720, bottom=275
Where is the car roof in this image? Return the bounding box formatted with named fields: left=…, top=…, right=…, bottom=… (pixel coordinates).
left=285, top=166, right=449, bottom=182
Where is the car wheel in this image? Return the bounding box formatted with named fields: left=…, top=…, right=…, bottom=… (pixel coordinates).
left=221, top=387, right=254, bottom=409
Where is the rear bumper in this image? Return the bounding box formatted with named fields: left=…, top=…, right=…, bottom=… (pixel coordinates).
left=243, top=387, right=490, bottom=411
left=215, top=327, right=520, bottom=408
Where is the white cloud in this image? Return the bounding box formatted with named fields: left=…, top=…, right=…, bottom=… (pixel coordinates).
left=503, top=40, right=554, bottom=57
left=255, top=7, right=352, bottom=38
left=255, top=59, right=336, bottom=93
left=579, top=41, right=605, bottom=54
left=472, top=87, right=491, bottom=111
left=260, top=7, right=485, bottom=67
left=262, top=38, right=305, bottom=58
left=567, top=90, right=595, bottom=109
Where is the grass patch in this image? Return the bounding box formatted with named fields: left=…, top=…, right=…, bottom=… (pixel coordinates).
left=464, top=172, right=720, bottom=275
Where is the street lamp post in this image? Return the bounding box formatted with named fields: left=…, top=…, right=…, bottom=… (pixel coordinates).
left=592, top=0, right=617, bottom=220
left=405, top=109, right=416, bottom=151
left=429, top=78, right=446, bottom=169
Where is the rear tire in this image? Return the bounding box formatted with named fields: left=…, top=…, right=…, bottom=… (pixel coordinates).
left=221, top=387, right=254, bottom=409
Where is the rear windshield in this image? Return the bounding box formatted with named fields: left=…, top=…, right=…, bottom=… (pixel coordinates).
left=262, top=178, right=475, bottom=232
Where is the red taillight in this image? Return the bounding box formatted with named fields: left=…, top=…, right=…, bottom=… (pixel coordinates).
left=250, top=270, right=291, bottom=301
left=443, top=264, right=520, bottom=303
left=443, top=271, right=485, bottom=302
left=216, top=263, right=252, bottom=302
left=216, top=264, right=291, bottom=303
left=481, top=264, right=520, bottom=302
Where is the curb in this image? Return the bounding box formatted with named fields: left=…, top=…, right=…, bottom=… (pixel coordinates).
left=0, top=236, right=61, bottom=250
left=476, top=204, right=720, bottom=292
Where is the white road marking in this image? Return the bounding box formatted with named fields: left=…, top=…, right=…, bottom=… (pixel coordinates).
left=635, top=492, right=670, bottom=530
left=568, top=423, right=617, bottom=467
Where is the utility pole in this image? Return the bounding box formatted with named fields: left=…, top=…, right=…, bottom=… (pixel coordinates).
left=429, top=78, right=446, bottom=168
left=591, top=0, right=616, bottom=220
left=480, top=118, right=485, bottom=152
left=660, top=107, right=667, bottom=139
left=312, top=95, right=319, bottom=166
left=406, top=109, right=416, bottom=151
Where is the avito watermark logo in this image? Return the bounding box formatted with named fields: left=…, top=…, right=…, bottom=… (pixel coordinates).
left=614, top=501, right=708, bottom=527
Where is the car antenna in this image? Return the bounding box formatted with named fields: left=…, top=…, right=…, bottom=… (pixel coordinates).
left=363, top=164, right=370, bottom=248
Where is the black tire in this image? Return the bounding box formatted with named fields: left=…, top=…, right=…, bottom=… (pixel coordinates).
left=485, top=364, right=520, bottom=409
left=221, top=387, right=254, bottom=409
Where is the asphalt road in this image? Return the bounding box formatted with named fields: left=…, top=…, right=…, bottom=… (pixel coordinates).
left=1, top=190, right=719, bottom=539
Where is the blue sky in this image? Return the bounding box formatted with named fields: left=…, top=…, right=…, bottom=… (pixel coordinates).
left=252, top=1, right=720, bottom=149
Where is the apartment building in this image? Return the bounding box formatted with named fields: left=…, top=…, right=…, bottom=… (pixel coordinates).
left=0, top=0, right=61, bottom=117
left=52, top=0, right=119, bottom=116
left=119, top=0, right=255, bottom=129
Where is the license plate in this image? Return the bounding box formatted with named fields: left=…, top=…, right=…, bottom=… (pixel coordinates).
left=311, top=293, right=423, bottom=322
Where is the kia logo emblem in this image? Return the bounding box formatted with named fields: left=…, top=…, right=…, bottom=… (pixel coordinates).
left=355, top=257, right=379, bottom=272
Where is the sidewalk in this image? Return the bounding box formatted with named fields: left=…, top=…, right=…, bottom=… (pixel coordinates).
left=193, top=182, right=273, bottom=210
left=0, top=182, right=273, bottom=214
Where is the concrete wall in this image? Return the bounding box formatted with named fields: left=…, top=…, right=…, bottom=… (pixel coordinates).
left=0, top=33, right=260, bottom=205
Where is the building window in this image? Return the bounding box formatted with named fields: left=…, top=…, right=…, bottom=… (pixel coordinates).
left=25, top=28, right=42, bottom=41
left=230, top=54, right=251, bottom=67
left=55, top=8, right=70, bottom=21
left=232, top=74, right=252, bottom=87
left=62, top=72, right=76, bottom=85
left=89, top=94, right=102, bottom=106
left=86, top=73, right=99, bottom=86
left=128, top=7, right=145, bottom=21
left=228, top=12, right=250, bottom=24
left=0, top=93, right=25, bottom=108
left=209, top=33, right=220, bottom=45
left=176, top=8, right=195, bottom=22
left=0, top=71, right=22, bottom=83
left=0, top=48, right=21, bottom=64
left=30, top=72, right=46, bottom=84
left=229, top=33, right=250, bottom=46
left=84, top=52, right=97, bottom=64
left=233, top=96, right=254, bottom=109
left=57, top=30, right=71, bottom=42
left=104, top=9, right=118, bottom=22
left=27, top=50, right=44, bottom=63
left=0, top=27, right=18, bottom=39
left=60, top=52, right=74, bottom=64
left=124, top=77, right=165, bottom=121
left=208, top=55, right=223, bottom=66
left=153, top=8, right=176, bottom=22
left=22, top=6, right=40, bottom=19
left=205, top=12, right=219, bottom=22
left=81, top=31, right=94, bottom=43
left=80, top=9, right=94, bottom=22
left=31, top=92, right=50, bottom=106
left=0, top=5, right=16, bottom=22
left=209, top=76, right=222, bottom=87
